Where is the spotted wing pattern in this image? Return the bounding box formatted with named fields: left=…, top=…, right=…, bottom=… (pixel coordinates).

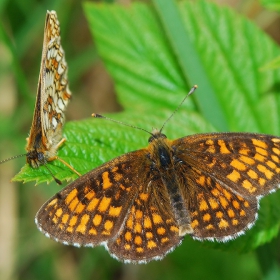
left=36, top=132, right=280, bottom=263
left=172, top=133, right=280, bottom=240
left=26, top=10, right=71, bottom=168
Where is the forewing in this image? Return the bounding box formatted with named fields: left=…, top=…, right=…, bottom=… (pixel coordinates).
left=172, top=132, right=280, bottom=240
left=35, top=151, right=144, bottom=246
left=41, top=11, right=71, bottom=149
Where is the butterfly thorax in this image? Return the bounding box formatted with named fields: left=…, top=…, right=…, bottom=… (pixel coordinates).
left=147, top=130, right=193, bottom=236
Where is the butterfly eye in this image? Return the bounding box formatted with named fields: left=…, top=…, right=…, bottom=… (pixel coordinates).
left=37, top=152, right=45, bottom=163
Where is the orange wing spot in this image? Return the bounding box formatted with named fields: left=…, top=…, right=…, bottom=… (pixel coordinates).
left=222, top=189, right=232, bottom=200
left=209, top=198, right=219, bottom=210
left=244, top=201, right=250, bottom=208
left=240, top=210, right=246, bottom=216
left=152, top=213, right=163, bottom=224
left=114, top=173, right=123, bottom=181
left=134, top=235, right=142, bottom=245
left=272, top=138, right=280, bottom=143
left=240, top=155, right=255, bottom=165
left=232, top=200, right=240, bottom=209
left=126, top=215, right=133, bottom=230
left=144, top=216, right=152, bottom=229
left=55, top=208, right=63, bottom=218
left=136, top=210, right=143, bottom=219
left=61, top=214, right=69, bottom=224
left=206, top=224, right=214, bottom=230
left=68, top=197, right=79, bottom=212
left=206, top=139, right=214, bottom=145
left=227, top=170, right=241, bottom=182
left=227, top=208, right=235, bottom=218
left=52, top=216, right=58, bottom=224
left=98, top=197, right=111, bottom=212
left=196, top=176, right=205, bottom=186
left=102, top=171, right=112, bottom=189
left=85, top=190, right=95, bottom=200
left=232, top=219, right=239, bottom=225
left=112, top=166, right=119, bottom=172
left=203, top=213, right=211, bottom=222
left=135, top=222, right=142, bottom=233
left=87, top=198, right=99, bottom=211
left=258, top=178, right=266, bottom=186
left=191, top=220, right=199, bottom=229
left=256, top=147, right=268, bottom=156
left=247, top=169, right=258, bottom=179
left=271, top=155, right=279, bottom=163
left=139, top=193, right=149, bottom=201
left=75, top=203, right=86, bottom=214
left=108, top=206, right=122, bottom=217
left=211, top=189, right=220, bottom=197
left=66, top=226, right=73, bottom=233
left=199, top=199, right=209, bottom=211
left=136, top=247, right=144, bottom=253
left=218, top=219, right=229, bottom=229
left=242, top=179, right=257, bottom=193
left=252, top=139, right=268, bottom=149
left=76, top=214, right=90, bottom=234
left=257, top=164, right=274, bottom=179
left=216, top=211, right=223, bottom=218
left=157, top=227, right=166, bottom=235
left=146, top=232, right=153, bottom=239
left=69, top=215, right=78, bottom=226
left=104, top=220, right=113, bottom=231
left=147, top=240, right=157, bottom=249
left=161, top=237, right=169, bottom=243
left=47, top=198, right=58, bottom=208
left=93, top=214, right=102, bottom=226
left=170, top=225, right=179, bottom=232
left=124, top=244, right=131, bottom=250
left=219, top=196, right=228, bottom=208
left=272, top=147, right=280, bottom=155
left=218, top=140, right=231, bottom=154
left=207, top=145, right=216, bottom=153
left=125, top=231, right=132, bottom=242
left=89, top=228, right=97, bottom=235
left=230, top=159, right=246, bottom=171
left=239, top=147, right=250, bottom=155
left=65, top=189, right=78, bottom=205
left=267, top=160, right=277, bottom=170
left=254, top=153, right=265, bottom=162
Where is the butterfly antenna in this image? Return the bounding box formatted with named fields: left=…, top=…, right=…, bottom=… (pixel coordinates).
left=92, top=113, right=153, bottom=136
left=43, top=164, right=62, bottom=185
left=0, top=154, right=26, bottom=164
left=160, top=85, right=198, bottom=133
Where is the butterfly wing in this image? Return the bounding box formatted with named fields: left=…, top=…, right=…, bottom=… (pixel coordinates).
left=35, top=150, right=147, bottom=246
left=26, top=11, right=71, bottom=165
left=172, top=132, right=280, bottom=240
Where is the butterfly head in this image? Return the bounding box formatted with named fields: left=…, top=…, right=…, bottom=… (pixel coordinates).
left=148, top=129, right=167, bottom=143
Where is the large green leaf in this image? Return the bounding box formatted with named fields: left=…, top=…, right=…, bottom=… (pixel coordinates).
left=14, top=0, right=280, bottom=254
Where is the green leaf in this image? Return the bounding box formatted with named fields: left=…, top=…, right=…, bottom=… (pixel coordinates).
left=260, top=0, right=280, bottom=12
left=14, top=0, right=280, bottom=254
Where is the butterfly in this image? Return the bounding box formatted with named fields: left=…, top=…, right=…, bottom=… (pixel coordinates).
left=1, top=10, right=80, bottom=184
left=35, top=86, right=280, bottom=263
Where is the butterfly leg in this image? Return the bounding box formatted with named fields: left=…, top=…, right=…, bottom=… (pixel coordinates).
left=50, top=138, right=82, bottom=177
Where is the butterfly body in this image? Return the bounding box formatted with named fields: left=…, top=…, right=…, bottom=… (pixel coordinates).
left=36, top=131, right=280, bottom=263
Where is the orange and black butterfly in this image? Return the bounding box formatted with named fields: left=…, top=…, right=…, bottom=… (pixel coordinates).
left=36, top=86, right=280, bottom=263
left=1, top=11, right=80, bottom=183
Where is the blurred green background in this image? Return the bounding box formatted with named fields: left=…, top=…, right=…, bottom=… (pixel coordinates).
left=1, top=0, right=280, bottom=279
